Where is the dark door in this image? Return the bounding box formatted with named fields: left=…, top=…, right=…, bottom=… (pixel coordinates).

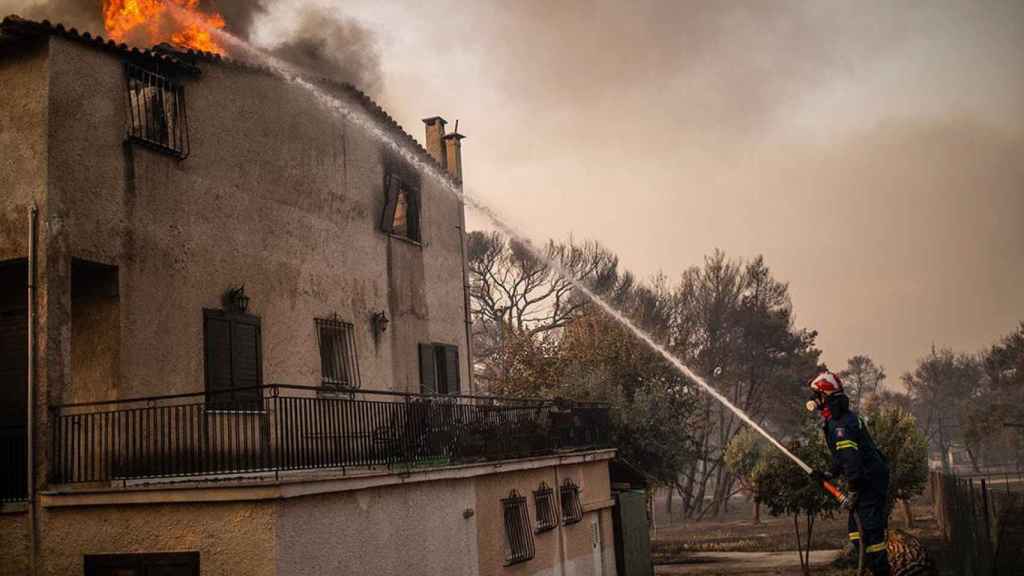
left=0, top=307, right=27, bottom=502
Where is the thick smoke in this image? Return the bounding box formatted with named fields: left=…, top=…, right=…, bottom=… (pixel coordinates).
left=0, top=0, right=383, bottom=94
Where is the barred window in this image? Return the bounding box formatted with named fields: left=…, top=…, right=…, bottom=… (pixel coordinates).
left=124, top=63, right=189, bottom=158
left=533, top=482, right=558, bottom=533
left=560, top=479, right=583, bottom=525
left=502, top=490, right=535, bottom=565
left=316, top=317, right=361, bottom=390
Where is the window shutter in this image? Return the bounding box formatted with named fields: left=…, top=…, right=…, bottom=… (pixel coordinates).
left=231, top=318, right=262, bottom=406
left=204, top=314, right=233, bottom=405
left=381, top=174, right=399, bottom=233
left=444, top=345, right=460, bottom=395
left=419, top=343, right=437, bottom=394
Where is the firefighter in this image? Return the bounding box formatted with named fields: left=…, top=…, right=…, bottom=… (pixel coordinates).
left=807, top=371, right=891, bottom=576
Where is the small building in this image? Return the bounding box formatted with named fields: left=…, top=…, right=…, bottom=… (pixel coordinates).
left=0, top=16, right=617, bottom=575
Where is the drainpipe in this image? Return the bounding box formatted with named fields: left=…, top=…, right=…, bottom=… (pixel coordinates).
left=27, top=204, right=38, bottom=576
left=458, top=206, right=474, bottom=394
left=553, top=464, right=568, bottom=575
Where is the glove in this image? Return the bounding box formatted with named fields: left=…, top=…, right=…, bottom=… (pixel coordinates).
left=840, top=490, right=859, bottom=511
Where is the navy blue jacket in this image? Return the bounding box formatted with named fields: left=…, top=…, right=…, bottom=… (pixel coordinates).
left=822, top=395, right=889, bottom=493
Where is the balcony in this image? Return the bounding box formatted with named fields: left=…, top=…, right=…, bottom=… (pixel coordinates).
left=47, top=386, right=610, bottom=486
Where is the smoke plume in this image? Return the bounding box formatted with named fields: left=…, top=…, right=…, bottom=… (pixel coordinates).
left=0, top=0, right=383, bottom=94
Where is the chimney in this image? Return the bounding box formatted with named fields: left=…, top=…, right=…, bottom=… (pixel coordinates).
left=422, top=117, right=448, bottom=169
left=444, top=130, right=466, bottom=183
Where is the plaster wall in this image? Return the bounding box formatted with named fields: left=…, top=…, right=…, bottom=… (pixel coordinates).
left=35, top=500, right=278, bottom=576
left=37, top=37, right=469, bottom=405
left=0, top=511, right=29, bottom=576
left=277, top=479, right=479, bottom=576
left=0, top=38, right=46, bottom=262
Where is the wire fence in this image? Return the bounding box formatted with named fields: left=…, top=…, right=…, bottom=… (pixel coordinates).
left=929, top=468, right=1024, bottom=575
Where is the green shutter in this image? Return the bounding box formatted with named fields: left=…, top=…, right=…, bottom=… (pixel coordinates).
left=419, top=343, right=437, bottom=394
left=444, top=345, right=460, bottom=395
left=204, top=314, right=233, bottom=405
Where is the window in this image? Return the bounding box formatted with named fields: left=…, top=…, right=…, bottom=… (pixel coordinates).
left=204, top=309, right=262, bottom=408
left=316, top=317, right=361, bottom=390
left=381, top=173, right=420, bottom=241
left=502, top=490, right=535, bottom=565
left=85, top=552, right=199, bottom=575
left=125, top=63, right=189, bottom=158
left=533, top=481, right=558, bottom=533
left=560, top=479, right=583, bottom=525
left=418, top=343, right=460, bottom=395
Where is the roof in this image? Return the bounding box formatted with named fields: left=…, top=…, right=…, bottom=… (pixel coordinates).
left=0, top=14, right=446, bottom=177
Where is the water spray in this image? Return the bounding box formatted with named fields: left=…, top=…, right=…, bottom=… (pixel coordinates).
left=167, top=5, right=850, bottom=504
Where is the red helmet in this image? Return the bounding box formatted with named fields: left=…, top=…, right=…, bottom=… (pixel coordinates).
left=805, top=371, right=843, bottom=412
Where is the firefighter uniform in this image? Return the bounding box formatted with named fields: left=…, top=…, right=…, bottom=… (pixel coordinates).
left=823, top=395, right=891, bottom=576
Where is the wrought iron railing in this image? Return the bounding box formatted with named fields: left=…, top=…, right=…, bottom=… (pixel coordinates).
left=1, top=426, right=27, bottom=502
left=49, top=385, right=610, bottom=485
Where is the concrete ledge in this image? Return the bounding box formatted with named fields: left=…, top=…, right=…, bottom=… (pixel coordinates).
left=40, top=448, right=616, bottom=508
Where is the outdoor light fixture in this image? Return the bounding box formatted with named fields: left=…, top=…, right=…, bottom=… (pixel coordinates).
left=373, top=310, right=390, bottom=335
left=226, top=285, right=249, bottom=314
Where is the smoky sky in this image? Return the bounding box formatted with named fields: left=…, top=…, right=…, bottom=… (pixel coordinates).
left=0, top=0, right=382, bottom=93
left=307, top=0, right=1024, bottom=382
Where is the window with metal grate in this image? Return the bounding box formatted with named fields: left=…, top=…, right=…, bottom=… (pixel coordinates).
left=316, top=317, right=361, bottom=390
left=560, top=478, right=583, bottom=525
left=502, top=489, right=535, bottom=565
left=124, top=62, right=189, bottom=158
left=533, top=481, right=558, bottom=533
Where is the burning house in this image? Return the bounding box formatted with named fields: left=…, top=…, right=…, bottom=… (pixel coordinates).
left=0, top=11, right=620, bottom=576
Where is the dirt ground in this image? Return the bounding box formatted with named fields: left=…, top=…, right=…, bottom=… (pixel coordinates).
left=651, top=491, right=952, bottom=576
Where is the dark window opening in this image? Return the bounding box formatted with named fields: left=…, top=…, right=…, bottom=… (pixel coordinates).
left=560, top=478, right=583, bottom=525
left=381, top=173, right=420, bottom=241
left=533, top=481, right=558, bottom=533
left=502, top=490, right=535, bottom=565
left=125, top=62, right=189, bottom=158
left=85, top=552, right=199, bottom=576
left=418, top=343, right=459, bottom=395
left=204, top=309, right=262, bottom=409
left=316, top=317, right=361, bottom=390
left=0, top=259, right=27, bottom=503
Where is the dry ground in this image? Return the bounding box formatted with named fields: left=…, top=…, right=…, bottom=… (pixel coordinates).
left=652, top=495, right=952, bottom=576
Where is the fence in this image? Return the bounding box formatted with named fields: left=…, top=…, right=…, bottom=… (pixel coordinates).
left=49, top=385, right=610, bottom=485
left=930, top=469, right=1024, bottom=575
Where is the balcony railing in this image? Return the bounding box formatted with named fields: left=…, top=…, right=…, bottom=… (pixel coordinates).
left=48, top=385, right=610, bottom=485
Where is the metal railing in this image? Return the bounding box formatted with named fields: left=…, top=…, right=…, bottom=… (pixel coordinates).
left=49, top=385, right=610, bottom=485
left=1, top=426, right=27, bottom=502
left=930, top=469, right=1024, bottom=575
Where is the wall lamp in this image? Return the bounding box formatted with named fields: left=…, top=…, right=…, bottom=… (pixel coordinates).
left=373, top=310, right=390, bottom=335
left=225, top=285, right=250, bottom=314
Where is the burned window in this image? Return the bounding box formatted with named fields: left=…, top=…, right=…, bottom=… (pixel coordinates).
left=204, top=309, right=262, bottom=409
left=560, top=479, right=583, bottom=525
left=124, top=62, right=189, bottom=158
left=316, top=317, right=361, bottom=390
left=502, top=490, right=535, bottom=565
left=418, top=343, right=459, bottom=395
left=381, top=173, right=420, bottom=241
left=533, top=481, right=558, bottom=533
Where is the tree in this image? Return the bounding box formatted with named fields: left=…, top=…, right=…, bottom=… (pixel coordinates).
left=724, top=428, right=768, bottom=524
left=903, top=348, right=983, bottom=471
left=840, top=355, right=886, bottom=409
left=751, top=418, right=839, bottom=575
left=669, top=251, right=820, bottom=518
left=863, top=405, right=928, bottom=527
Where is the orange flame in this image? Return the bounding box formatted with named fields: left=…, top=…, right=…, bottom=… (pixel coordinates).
left=103, top=0, right=226, bottom=54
